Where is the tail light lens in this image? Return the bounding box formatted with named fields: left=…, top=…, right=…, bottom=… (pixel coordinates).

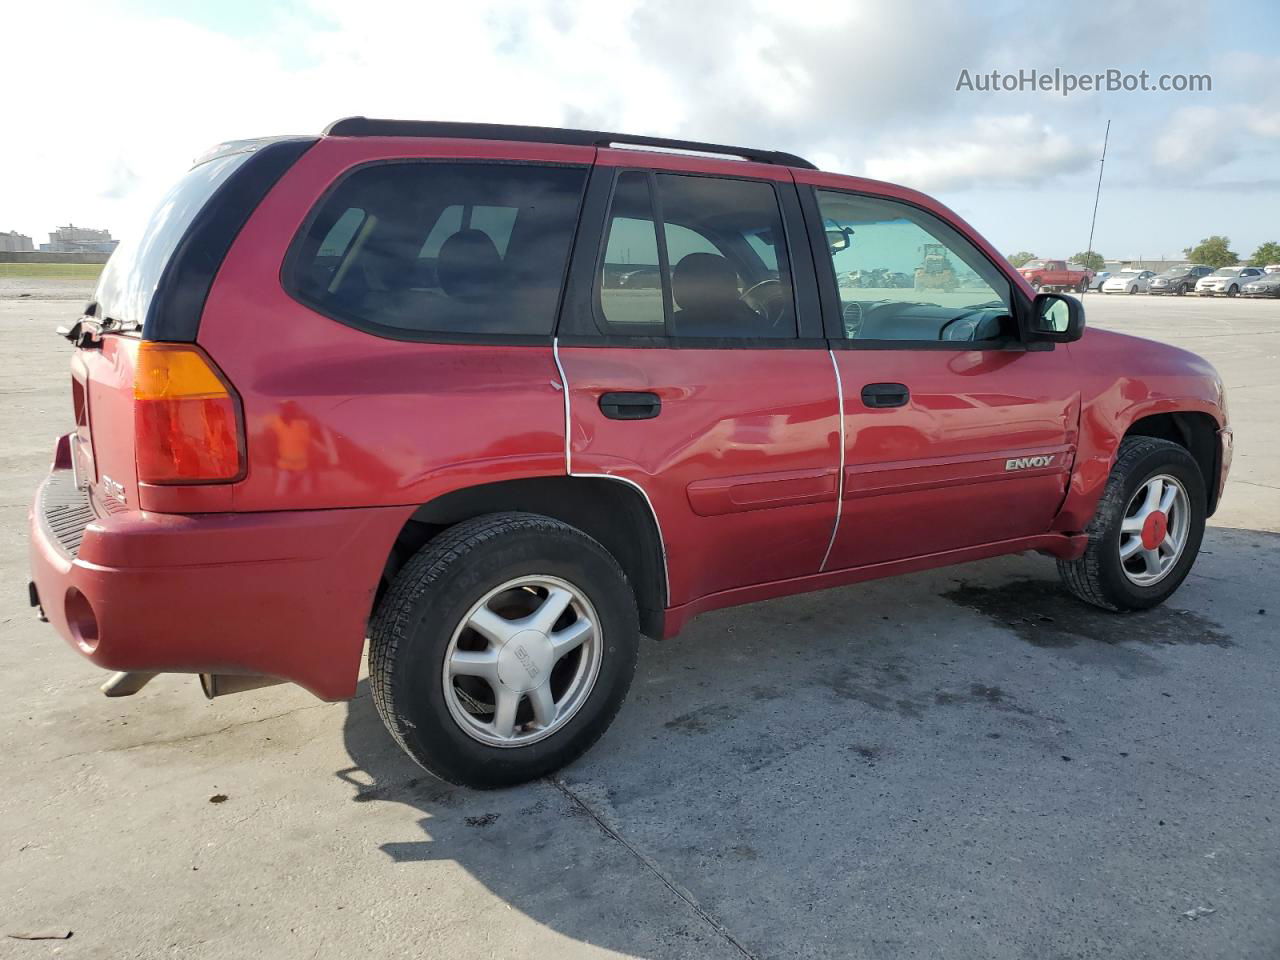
left=134, top=343, right=244, bottom=484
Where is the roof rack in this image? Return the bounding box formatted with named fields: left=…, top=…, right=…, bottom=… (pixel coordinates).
left=322, top=117, right=817, bottom=170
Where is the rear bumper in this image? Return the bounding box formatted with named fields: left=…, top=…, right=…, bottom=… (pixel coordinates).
left=29, top=459, right=409, bottom=700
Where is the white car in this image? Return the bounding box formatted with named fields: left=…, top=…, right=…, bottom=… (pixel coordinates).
left=1196, top=266, right=1265, bottom=297
left=1101, top=270, right=1155, bottom=294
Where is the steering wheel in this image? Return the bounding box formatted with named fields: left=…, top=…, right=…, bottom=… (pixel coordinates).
left=741, top=279, right=789, bottom=329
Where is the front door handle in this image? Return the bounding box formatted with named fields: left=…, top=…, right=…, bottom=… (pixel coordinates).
left=861, top=383, right=909, bottom=408
left=599, top=391, right=661, bottom=420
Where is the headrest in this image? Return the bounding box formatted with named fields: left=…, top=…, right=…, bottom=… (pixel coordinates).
left=437, top=228, right=502, bottom=299
left=671, top=253, right=739, bottom=314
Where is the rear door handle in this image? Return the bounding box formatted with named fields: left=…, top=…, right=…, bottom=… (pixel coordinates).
left=861, top=383, right=910, bottom=408
left=599, top=391, right=661, bottom=420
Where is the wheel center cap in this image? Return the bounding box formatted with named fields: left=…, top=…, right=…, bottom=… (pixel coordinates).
left=1141, top=511, right=1168, bottom=550
left=496, top=630, right=555, bottom=693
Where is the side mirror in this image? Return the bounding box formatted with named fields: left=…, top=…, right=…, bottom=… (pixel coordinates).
left=826, top=227, right=852, bottom=253
left=1029, top=292, right=1085, bottom=343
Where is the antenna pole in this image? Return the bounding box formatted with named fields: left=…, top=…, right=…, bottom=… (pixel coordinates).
left=1085, top=120, right=1110, bottom=272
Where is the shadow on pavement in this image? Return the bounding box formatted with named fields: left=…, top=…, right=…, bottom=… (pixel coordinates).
left=335, top=526, right=1279, bottom=959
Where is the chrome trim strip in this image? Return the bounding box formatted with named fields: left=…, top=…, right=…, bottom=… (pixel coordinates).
left=552, top=337, right=572, bottom=475
left=819, top=349, right=845, bottom=573
left=553, top=337, right=670, bottom=604
left=573, top=471, right=671, bottom=604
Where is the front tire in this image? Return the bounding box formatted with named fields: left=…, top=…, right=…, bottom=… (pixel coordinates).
left=369, top=512, right=640, bottom=788
left=1227, top=284, right=1239, bottom=297
left=1057, top=437, right=1206, bottom=611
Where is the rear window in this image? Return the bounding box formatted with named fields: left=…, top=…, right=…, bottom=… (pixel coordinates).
left=94, top=150, right=254, bottom=329
left=286, top=162, right=588, bottom=339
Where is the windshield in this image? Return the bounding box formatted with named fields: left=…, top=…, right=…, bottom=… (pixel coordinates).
left=1116, top=271, right=1140, bottom=278
left=93, top=151, right=253, bottom=328
left=1021, top=260, right=1047, bottom=269
left=1212, top=268, right=1239, bottom=277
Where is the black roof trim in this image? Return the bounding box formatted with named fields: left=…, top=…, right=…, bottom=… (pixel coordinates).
left=323, top=117, right=817, bottom=170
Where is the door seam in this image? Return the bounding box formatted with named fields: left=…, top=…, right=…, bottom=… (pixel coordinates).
left=819, top=348, right=845, bottom=572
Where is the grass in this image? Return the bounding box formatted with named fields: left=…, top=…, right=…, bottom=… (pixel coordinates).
left=0, top=262, right=104, bottom=279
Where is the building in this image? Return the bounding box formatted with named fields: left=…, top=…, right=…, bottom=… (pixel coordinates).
left=0, top=230, right=34, bottom=253
left=40, top=224, right=118, bottom=255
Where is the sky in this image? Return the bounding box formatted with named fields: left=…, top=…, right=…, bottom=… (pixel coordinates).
left=3, top=0, right=1278, bottom=262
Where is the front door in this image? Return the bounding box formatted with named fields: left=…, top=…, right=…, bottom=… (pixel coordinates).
left=556, top=158, right=840, bottom=607
left=804, top=185, right=1080, bottom=570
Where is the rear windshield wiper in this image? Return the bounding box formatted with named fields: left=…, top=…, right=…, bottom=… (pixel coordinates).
left=57, top=303, right=138, bottom=346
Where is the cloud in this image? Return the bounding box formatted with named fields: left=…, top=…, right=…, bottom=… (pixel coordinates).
left=863, top=115, right=1095, bottom=191
left=0, top=0, right=1276, bottom=248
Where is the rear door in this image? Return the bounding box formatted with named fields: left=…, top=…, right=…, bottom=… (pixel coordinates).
left=556, top=154, right=840, bottom=607
left=801, top=183, right=1080, bottom=570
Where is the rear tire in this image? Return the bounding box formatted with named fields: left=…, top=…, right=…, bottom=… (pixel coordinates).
left=369, top=512, right=640, bottom=788
left=1057, top=437, right=1206, bottom=612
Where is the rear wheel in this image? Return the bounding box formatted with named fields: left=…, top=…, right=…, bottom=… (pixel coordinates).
left=369, top=512, right=640, bottom=788
left=1057, top=437, right=1205, bottom=611
left=1076, top=278, right=1089, bottom=293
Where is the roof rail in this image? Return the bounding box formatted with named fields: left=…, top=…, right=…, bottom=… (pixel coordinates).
left=322, top=117, right=817, bottom=170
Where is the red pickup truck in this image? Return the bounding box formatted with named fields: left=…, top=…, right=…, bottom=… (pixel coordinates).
left=1020, top=260, right=1093, bottom=293
left=28, top=119, right=1231, bottom=787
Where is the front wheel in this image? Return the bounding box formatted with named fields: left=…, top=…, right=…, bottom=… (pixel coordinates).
left=1227, top=285, right=1239, bottom=297
left=1057, top=436, right=1206, bottom=611
left=369, top=512, right=640, bottom=788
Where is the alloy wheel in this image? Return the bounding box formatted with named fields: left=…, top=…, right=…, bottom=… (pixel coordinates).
left=1118, top=474, right=1190, bottom=586
left=441, top=575, right=602, bottom=747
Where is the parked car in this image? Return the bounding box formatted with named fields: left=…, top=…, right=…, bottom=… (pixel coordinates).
left=1241, top=272, right=1280, bottom=298
left=27, top=118, right=1232, bottom=788
left=1102, top=269, right=1155, bottom=294
left=1265, top=264, right=1280, bottom=274
left=1018, top=259, right=1092, bottom=292
left=1089, top=270, right=1112, bottom=291
left=1196, top=266, right=1265, bottom=297
left=1148, top=265, right=1214, bottom=296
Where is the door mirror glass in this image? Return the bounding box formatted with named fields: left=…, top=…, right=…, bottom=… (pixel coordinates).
left=1030, top=292, right=1084, bottom=342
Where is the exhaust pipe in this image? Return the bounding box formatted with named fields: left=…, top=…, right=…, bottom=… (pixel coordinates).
left=199, top=673, right=285, bottom=699
left=101, top=671, right=157, bottom=697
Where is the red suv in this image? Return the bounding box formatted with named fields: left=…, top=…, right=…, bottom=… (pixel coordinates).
left=29, top=119, right=1232, bottom=788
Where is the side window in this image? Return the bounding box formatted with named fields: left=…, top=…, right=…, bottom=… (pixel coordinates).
left=287, top=162, right=587, bottom=338
left=814, top=190, right=1015, bottom=345
left=597, top=171, right=796, bottom=339
left=600, top=172, right=665, bottom=330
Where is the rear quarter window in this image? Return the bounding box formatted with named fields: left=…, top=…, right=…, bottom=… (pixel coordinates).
left=286, top=162, right=588, bottom=340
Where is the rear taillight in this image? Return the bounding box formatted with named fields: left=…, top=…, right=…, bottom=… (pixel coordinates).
left=133, top=343, right=245, bottom=484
